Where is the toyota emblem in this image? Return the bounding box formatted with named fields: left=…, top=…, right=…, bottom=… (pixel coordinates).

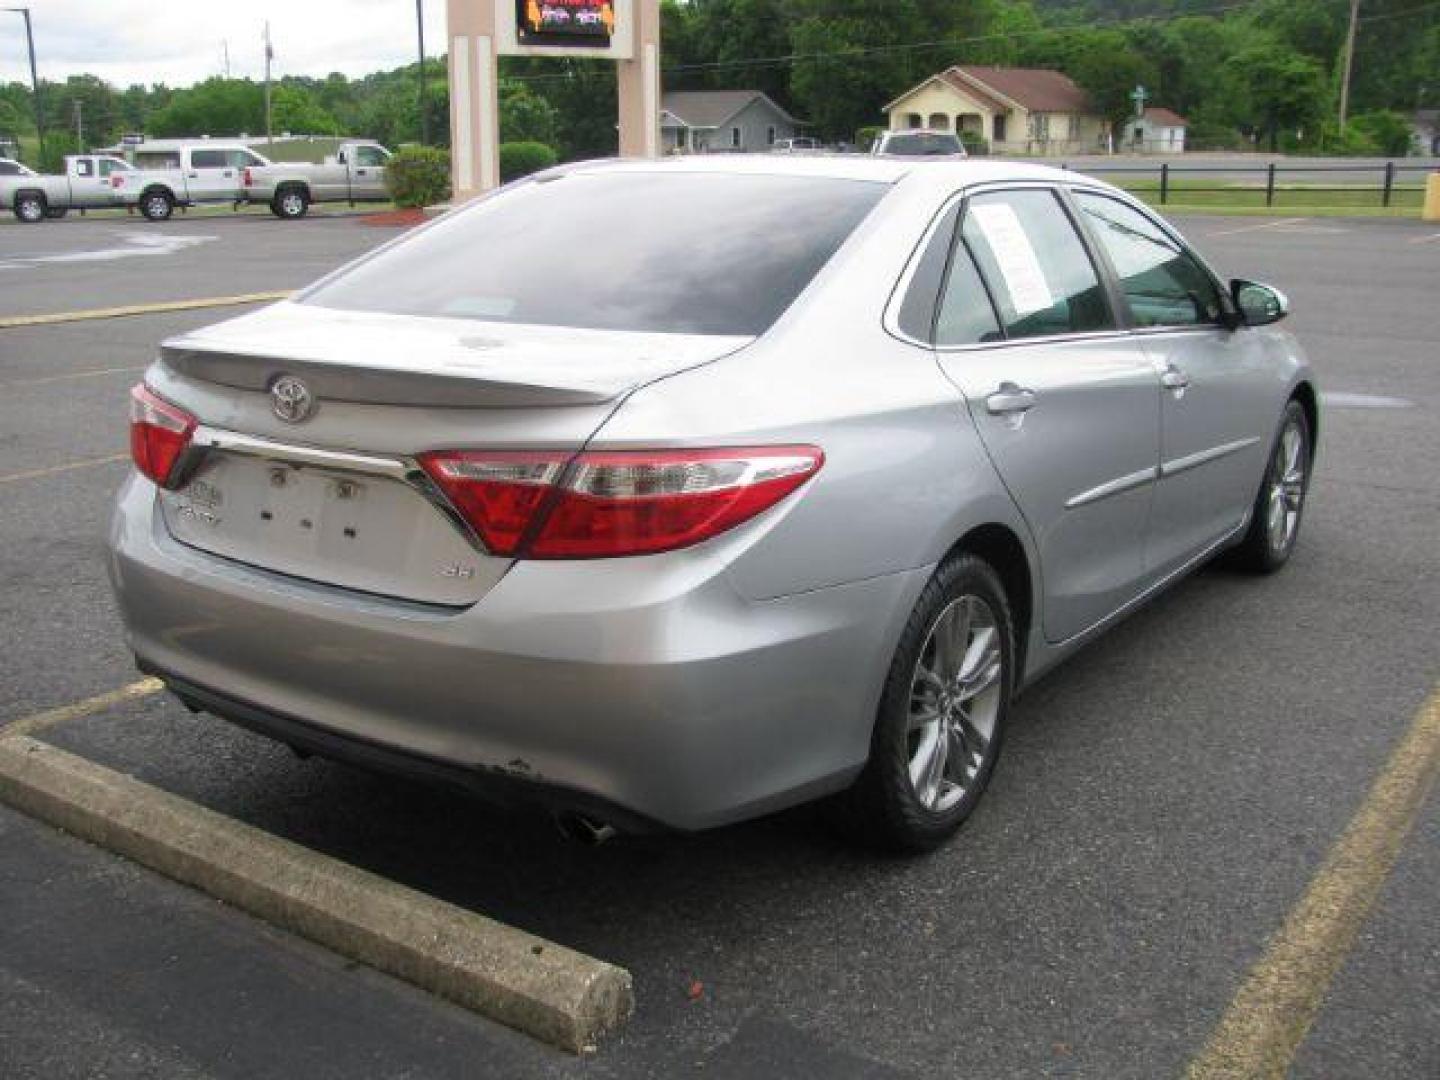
left=270, top=375, right=315, bottom=424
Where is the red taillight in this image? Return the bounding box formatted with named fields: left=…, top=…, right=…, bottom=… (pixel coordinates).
left=110, top=173, right=124, bottom=188
left=242, top=167, right=252, bottom=186
left=418, top=446, right=822, bottom=559
left=129, top=383, right=196, bottom=488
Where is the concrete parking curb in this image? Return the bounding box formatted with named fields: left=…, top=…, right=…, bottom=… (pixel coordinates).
left=0, top=735, right=633, bottom=1053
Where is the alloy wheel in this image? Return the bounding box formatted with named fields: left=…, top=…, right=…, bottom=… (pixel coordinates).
left=1266, top=417, right=1307, bottom=555
left=906, top=594, right=1003, bottom=813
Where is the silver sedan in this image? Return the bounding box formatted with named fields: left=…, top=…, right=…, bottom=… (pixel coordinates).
left=110, top=156, right=1316, bottom=851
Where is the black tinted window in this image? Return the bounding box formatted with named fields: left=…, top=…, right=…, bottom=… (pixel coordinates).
left=304, top=172, right=886, bottom=335
left=882, top=132, right=963, bottom=156
left=961, top=190, right=1112, bottom=339
left=896, top=203, right=959, bottom=342
left=1076, top=193, right=1223, bottom=327
left=0, top=161, right=19, bottom=176
left=936, top=240, right=1003, bottom=346
left=190, top=149, right=228, bottom=168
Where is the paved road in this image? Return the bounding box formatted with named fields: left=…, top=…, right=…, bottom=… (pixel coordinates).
left=1, top=212, right=1436, bottom=1078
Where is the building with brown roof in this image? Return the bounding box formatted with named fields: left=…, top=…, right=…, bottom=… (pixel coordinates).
left=882, top=65, right=1108, bottom=156
left=1129, top=107, right=1189, bottom=153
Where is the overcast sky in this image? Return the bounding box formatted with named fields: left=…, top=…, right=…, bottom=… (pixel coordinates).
left=1, top=0, right=450, bottom=88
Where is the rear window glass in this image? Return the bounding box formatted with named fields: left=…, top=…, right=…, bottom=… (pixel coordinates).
left=302, top=171, right=886, bottom=336
left=883, top=133, right=963, bottom=156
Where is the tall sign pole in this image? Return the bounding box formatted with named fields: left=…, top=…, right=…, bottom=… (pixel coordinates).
left=616, top=0, right=661, bottom=159
left=445, top=0, right=501, bottom=198
left=447, top=1, right=660, bottom=203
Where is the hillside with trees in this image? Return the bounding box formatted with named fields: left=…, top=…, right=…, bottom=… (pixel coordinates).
left=1, top=0, right=1433, bottom=168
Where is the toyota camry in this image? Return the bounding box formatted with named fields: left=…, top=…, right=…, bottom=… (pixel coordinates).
left=109, top=156, right=1316, bottom=851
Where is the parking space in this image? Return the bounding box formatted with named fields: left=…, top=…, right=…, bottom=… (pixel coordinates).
left=1, top=212, right=1437, bottom=1077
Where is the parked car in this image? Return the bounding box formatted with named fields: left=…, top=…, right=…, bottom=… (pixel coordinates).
left=110, top=157, right=1316, bottom=851
left=872, top=129, right=967, bottom=159
left=2, top=154, right=133, bottom=221
left=111, top=142, right=273, bottom=221
left=240, top=141, right=391, bottom=219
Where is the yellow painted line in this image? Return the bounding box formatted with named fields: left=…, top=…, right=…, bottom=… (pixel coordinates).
left=0, top=678, right=163, bottom=740
left=0, top=364, right=146, bottom=389
left=0, top=453, right=128, bottom=486
left=1186, top=687, right=1440, bottom=1079
left=0, top=291, right=292, bottom=329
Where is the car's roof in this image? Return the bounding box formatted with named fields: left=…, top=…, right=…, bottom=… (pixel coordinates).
left=555, top=153, right=1082, bottom=190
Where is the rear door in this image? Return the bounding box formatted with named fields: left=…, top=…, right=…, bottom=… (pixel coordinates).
left=1071, top=190, right=1274, bottom=577
left=185, top=148, right=237, bottom=201
left=928, top=186, right=1162, bottom=643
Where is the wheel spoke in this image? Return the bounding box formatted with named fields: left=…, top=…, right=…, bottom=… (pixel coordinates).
left=958, top=712, right=989, bottom=765
left=934, top=601, right=970, bottom=682
left=907, top=707, right=942, bottom=734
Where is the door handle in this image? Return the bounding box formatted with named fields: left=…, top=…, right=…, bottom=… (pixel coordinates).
left=1160, top=366, right=1191, bottom=393
left=985, top=382, right=1037, bottom=415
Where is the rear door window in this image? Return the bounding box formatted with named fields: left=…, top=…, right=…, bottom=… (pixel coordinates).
left=960, top=189, right=1113, bottom=340
left=190, top=149, right=228, bottom=169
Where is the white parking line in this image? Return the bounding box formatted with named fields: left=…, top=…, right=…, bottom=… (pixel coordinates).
left=1206, top=218, right=1305, bottom=238
left=1407, top=232, right=1440, bottom=245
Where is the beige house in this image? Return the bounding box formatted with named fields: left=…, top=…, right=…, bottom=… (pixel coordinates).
left=882, top=65, right=1108, bottom=156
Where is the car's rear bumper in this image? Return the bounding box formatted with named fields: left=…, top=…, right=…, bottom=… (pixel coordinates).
left=109, top=475, right=928, bottom=831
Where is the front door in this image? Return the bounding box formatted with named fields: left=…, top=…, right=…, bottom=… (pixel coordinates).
left=932, top=187, right=1162, bottom=643
left=1072, top=191, right=1274, bottom=576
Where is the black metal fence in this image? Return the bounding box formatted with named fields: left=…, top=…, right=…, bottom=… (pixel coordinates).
left=1053, top=160, right=1437, bottom=208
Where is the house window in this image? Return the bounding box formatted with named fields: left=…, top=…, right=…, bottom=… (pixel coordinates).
left=767, top=126, right=776, bottom=145
left=907, top=113, right=923, bottom=129
left=928, top=113, right=949, bottom=131
left=993, top=115, right=1007, bottom=143
left=731, top=127, right=741, bottom=149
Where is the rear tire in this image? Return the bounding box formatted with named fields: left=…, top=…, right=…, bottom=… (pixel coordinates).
left=835, top=553, right=1014, bottom=853
left=139, top=189, right=174, bottom=222
left=13, top=192, right=45, bottom=222
left=1228, top=399, right=1312, bottom=573
left=271, top=187, right=310, bottom=219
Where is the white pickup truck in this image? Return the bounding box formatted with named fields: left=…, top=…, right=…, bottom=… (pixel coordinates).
left=111, top=142, right=274, bottom=221
left=240, top=141, right=392, bottom=218
left=2, top=154, right=134, bottom=222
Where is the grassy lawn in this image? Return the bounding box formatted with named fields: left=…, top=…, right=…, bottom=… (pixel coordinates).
left=1114, top=177, right=1425, bottom=216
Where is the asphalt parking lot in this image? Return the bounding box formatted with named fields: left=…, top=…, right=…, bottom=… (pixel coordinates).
left=1, top=209, right=1437, bottom=1078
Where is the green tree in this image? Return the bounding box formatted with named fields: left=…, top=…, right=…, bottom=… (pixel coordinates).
left=499, top=78, right=559, bottom=145
left=1224, top=43, right=1327, bottom=151
left=148, top=78, right=265, bottom=137
left=270, top=84, right=339, bottom=135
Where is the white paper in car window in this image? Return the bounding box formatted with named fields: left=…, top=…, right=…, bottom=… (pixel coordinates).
left=969, top=202, right=1053, bottom=316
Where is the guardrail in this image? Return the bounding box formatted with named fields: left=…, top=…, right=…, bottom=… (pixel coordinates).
left=1055, top=160, right=1436, bottom=209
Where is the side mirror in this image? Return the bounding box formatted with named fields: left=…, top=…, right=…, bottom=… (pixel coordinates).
left=1231, top=279, right=1289, bottom=326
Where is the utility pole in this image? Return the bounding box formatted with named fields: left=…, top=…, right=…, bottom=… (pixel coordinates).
left=72, top=98, right=81, bottom=152
left=263, top=21, right=274, bottom=146
left=1338, top=0, right=1360, bottom=129
left=416, top=0, right=428, bottom=144
left=4, top=7, right=45, bottom=164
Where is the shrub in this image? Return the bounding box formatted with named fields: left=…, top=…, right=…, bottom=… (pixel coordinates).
left=499, top=141, right=558, bottom=183
left=1349, top=111, right=1414, bottom=157
left=855, top=125, right=884, bottom=152
left=958, top=130, right=989, bottom=156
left=385, top=145, right=451, bottom=208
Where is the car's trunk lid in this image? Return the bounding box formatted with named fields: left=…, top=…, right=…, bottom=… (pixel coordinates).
left=149, top=302, right=751, bottom=606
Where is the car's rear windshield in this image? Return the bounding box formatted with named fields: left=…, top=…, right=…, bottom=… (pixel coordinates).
left=302, top=171, right=887, bottom=336
left=885, top=133, right=963, bottom=156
